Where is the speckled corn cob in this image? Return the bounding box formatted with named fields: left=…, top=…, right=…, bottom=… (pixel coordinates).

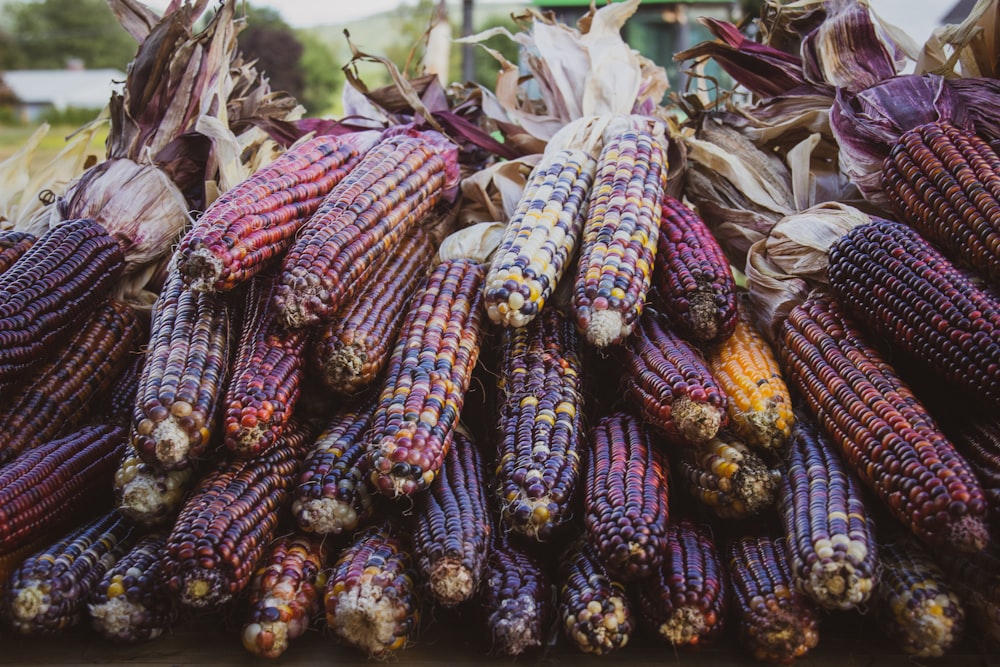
left=0, top=299, right=141, bottom=465
left=312, top=226, right=435, bottom=395
left=932, top=540, right=1000, bottom=642
left=89, top=533, right=178, bottom=643
left=0, top=424, right=126, bottom=554
left=780, top=292, right=990, bottom=552
left=132, top=268, right=232, bottom=470
left=114, top=440, right=198, bottom=528
left=273, top=131, right=458, bottom=329
left=367, top=258, right=485, bottom=497
left=0, top=230, right=34, bottom=275
left=947, top=416, right=1000, bottom=515
left=707, top=294, right=793, bottom=452
left=484, top=149, right=598, bottom=327
left=105, top=354, right=144, bottom=428
left=496, top=306, right=585, bottom=540
left=163, top=421, right=313, bottom=609
left=0, top=532, right=58, bottom=589
left=654, top=197, right=737, bottom=344
left=177, top=135, right=369, bottom=292
left=5, top=511, right=135, bottom=634
left=624, top=310, right=728, bottom=446
left=413, top=430, right=490, bottom=606
left=883, top=120, right=1000, bottom=285
left=779, top=414, right=878, bottom=610
left=224, top=271, right=308, bottom=457
left=481, top=522, right=551, bottom=656
left=633, top=520, right=726, bottom=647
left=875, top=537, right=965, bottom=657
left=558, top=537, right=634, bottom=655
left=323, top=523, right=419, bottom=658
left=828, top=217, right=1000, bottom=409
left=242, top=535, right=328, bottom=659
left=0, top=218, right=124, bottom=391
left=728, top=535, right=820, bottom=664
left=677, top=432, right=780, bottom=520
left=571, top=128, right=665, bottom=347
left=584, top=412, right=669, bottom=581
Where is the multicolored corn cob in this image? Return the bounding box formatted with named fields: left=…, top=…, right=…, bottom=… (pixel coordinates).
left=367, top=258, right=485, bottom=497
left=496, top=306, right=585, bottom=540
left=162, top=421, right=313, bottom=609
left=114, top=441, right=198, bottom=528
left=0, top=299, right=141, bottom=464
left=480, top=522, right=551, bottom=656
left=728, top=535, right=820, bottom=664
left=584, top=412, right=669, bottom=581
left=945, top=416, right=1000, bottom=515
left=0, top=218, right=124, bottom=390
left=779, top=292, right=990, bottom=552
left=242, top=535, right=328, bottom=659
left=633, top=520, right=726, bottom=647
left=828, top=217, right=1000, bottom=409
left=413, top=430, right=490, bottom=606
left=677, top=432, right=780, bottom=520
left=779, top=415, right=878, bottom=610
left=875, top=537, right=965, bottom=657
left=624, top=310, right=728, bottom=446
left=176, top=134, right=372, bottom=292
left=223, top=271, right=308, bottom=457
left=323, top=523, right=419, bottom=658
left=484, top=149, right=598, bottom=327
left=883, top=119, right=1000, bottom=285
left=706, top=294, right=793, bottom=452
left=105, top=354, right=144, bottom=428
left=558, top=537, right=634, bottom=655
left=653, top=196, right=738, bottom=344
left=0, top=532, right=59, bottom=590
left=311, top=226, right=435, bottom=395
left=273, top=131, right=458, bottom=329
left=132, top=267, right=233, bottom=470
left=0, top=230, right=35, bottom=275
left=89, top=533, right=178, bottom=643
left=571, top=126, right=666, bottom=347
left=5, top=511, right=135, bottom=634
left=0, top=424, right=126, bottom=554
left=932, top=541, right=1000, bottom=642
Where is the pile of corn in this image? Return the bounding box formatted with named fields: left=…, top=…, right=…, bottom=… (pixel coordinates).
left=0, top=0, right=998, bottom=664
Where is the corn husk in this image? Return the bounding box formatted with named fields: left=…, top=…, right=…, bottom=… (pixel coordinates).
left=757, top=0, right=829, bottom=54
left=457, top=154, right=542, bottom=228
left=917, top=0, right=1000, bottom=78
left=436, top=222, right=506, bottom=265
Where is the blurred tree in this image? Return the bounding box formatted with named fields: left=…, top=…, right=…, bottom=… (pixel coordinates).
left=297, top=30, right=342, bottom=115
left=237, top=7, right=305, bottom=101
left=740, top=0, right=766, bottom=20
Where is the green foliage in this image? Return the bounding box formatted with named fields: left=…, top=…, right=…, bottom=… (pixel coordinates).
left=470, top=13, right=520, bottom=89
left=38, top=105, right=103, bottom=127
left=297, top=31, right=342, bottom=116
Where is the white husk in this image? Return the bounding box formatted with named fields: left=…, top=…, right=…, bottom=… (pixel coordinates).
left=436, top=222, right=506, bottom=265
left=458, top=154, right=542, bottom=227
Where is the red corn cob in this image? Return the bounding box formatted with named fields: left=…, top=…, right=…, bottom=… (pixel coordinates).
left=558, top=537, right=634, bottom=655
left=946, top=416, right=1000, bottom=517
left=0, top=230, right=34, bottom=275
left=780, top=292, right=990, bottom=552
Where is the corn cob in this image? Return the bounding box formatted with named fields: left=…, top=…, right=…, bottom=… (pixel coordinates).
left=5, top=511, right=136, bottom=634
left=132, top=267, right=233, bottom=470
left=113, top=441, right=198, bottom=528
left=367, top=258, right=485, bottom=497
left=946, top=416, right=1000, bottom=515
left=484, top=149, right=598, bottom=328
left=0, top=299, right=141, bottom=465
left=176, top=134, right=370, bottom=292
left=780, top=292, right=990, bottom=552
left=0, top=230, right=34, bottom=275
left=633, top=519, right=726, bottom=647
left=654, top=196, right=738, bottom=344
left=481, top=522, right=551, bottom=656
left=571, top=127, right=665, bottom=347
left=875, top=537, right=965, bottom=657
left=0, top=532, right=59, bottom=589
left=779, top=415, right=878, bottom=610
left=223, top=271, right=308, bottom=457
left=557, top=537, right=634, bottom=655
left=0, top=424, right=126, bottom=554
left=828, top=217, right=1000, bottom=409
left=273, top=131, right=458, bottom=329
left=584, top=412, right=669, bottom=581
left=162, top=421, right=313, bottom=609
left=706, top=294, right=793, bottom=452
left=413, top=430, right=490, bottom=607
left=323, top=523, right=419, bottom=658
left=89, top=533, right=178, bottom=643
left=293, top=402, right=376, bottom=535
left=242, top=535, right=328, bottom=659
left=105, top=353, right=144, bottom=428
left=677, top=432, right=780, bottom=520
left=312, top=226, right=435, bottom=395
left=931, top=541, right=1000, bottom=642
left=883, top=119, right=1000, bottom=285
left=0, top=218, right=124, bottom=390
left=728, top=535, right=820, bottom=664
left=496, top=306, right=585, bottom=541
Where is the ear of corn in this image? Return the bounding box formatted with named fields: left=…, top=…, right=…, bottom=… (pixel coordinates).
left=931, top=540, right=1000, bottom=643
left=496, top=306, right=585, bottom=541
left=946, top=416, right=1000, bottom=517
left=780, top=292, right=990, bottom=552
left=113, top=441, right=199, bottom=528
left=557, top=537, right=634, bottom=655
left=677, top=432, right=780, bottom=520
left=0, top=230, right=35, bottom=275
left=105, top=354, right=144, bottom=428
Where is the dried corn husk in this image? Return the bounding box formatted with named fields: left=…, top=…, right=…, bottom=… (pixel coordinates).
left=758, top=0, right=829, bottom=54
left=917, top=0, right=1000, bottom=78
left=457, top=155, right=542, bottom=228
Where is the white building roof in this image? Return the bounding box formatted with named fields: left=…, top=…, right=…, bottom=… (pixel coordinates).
left=1, top=69, right=126, bottom=109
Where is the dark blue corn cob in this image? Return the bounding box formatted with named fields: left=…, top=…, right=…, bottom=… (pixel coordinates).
left=105, top=353, right=144, bottom=428
left=0, top=230, right=34, bottom=275
left=932, top=540, right=1000, bottom=643
left=558, top=538, right=634, bottom=655
left=944, top=416, right=1000, bottom=520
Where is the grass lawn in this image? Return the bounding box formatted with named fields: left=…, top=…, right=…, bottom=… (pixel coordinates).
left=0, top=122, right=108, bottom=172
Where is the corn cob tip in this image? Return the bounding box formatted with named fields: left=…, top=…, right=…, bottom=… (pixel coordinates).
left=293, top=498, right=359, bottom=535
left=945, top=515, right=990, bottom=553
left=242, top=620, right=290, bottom=659
left=320, top=344, right=366, bottom=391
left=119, top=476, right=174, bottom=522
left=181, top=247, right=224, bottom=293
left=564, top=592, right=631, bottom=655
left=750, top=607, right=817, bottom=665
left=896, top=603, right=961, bottom=658
left=12, top=584, right=47, bottom=624
left=745, top=409, right=789, bottom=452
left=502, top=494, right=557, bottom=540
left=673, top=396, right=724, bottom=445
left=584, top=310, right=630, bottom=348
left=332, top=582, right=409, bottom=658
left=369, top=440, right=437, bottom=498
left=90, top=598, right=164, bottom=643
left=149, top=418, right=197, bottom=468
left=489, top=594, right=544, bottom=656
left=659, top=607, right=707, bottom=647
left=429, top=558, right=474, bottom=607
left=805, top=561, right=875, bottom=610
left=690, top=292, right=722, bottom=342
left=733, top=463, right=781, bottom=518
left=176, top=570, right=229, bottom=609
